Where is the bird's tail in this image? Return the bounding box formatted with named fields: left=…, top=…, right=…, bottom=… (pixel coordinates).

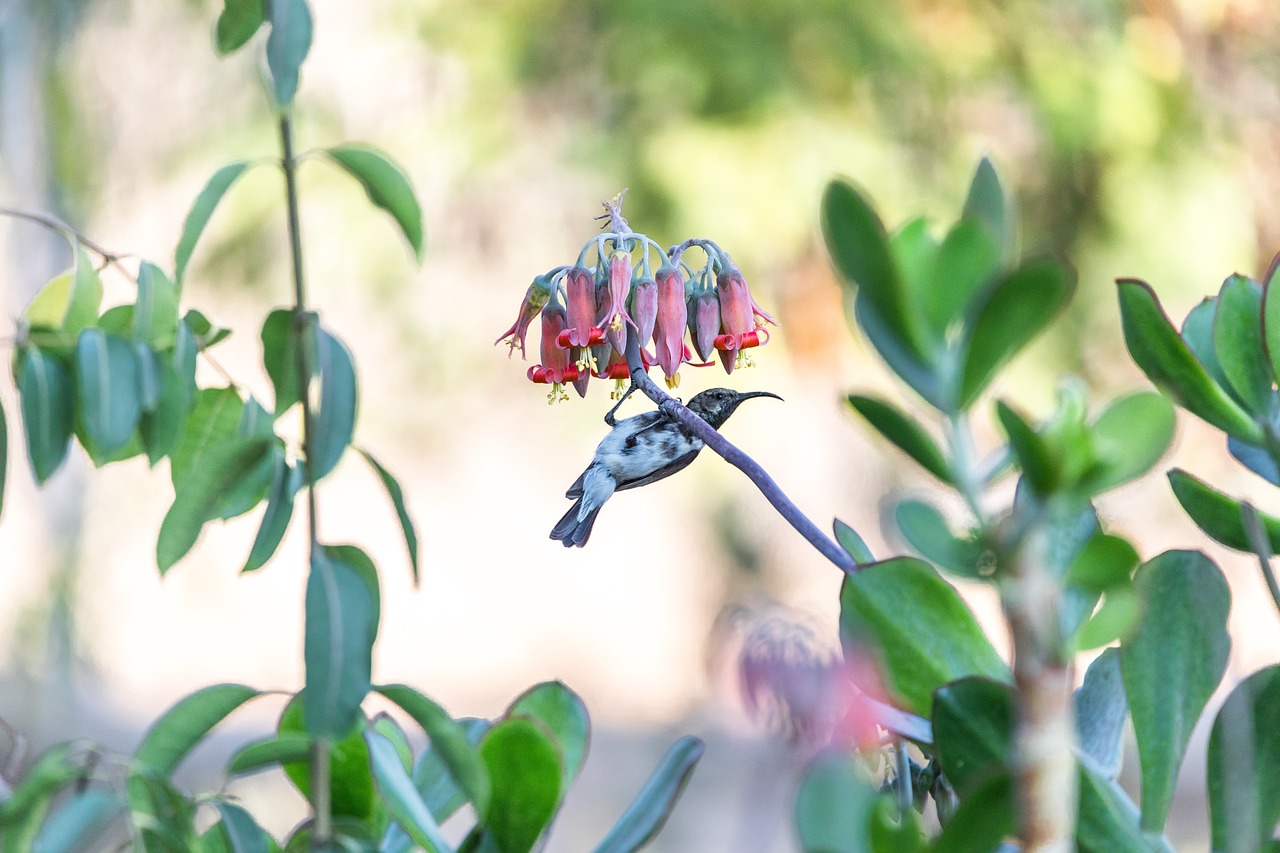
left=550, top=498, right=603, bottom=548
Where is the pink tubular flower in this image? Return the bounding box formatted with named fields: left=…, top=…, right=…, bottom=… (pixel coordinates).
left=528, top=302, right=580, bottom=404
left=631, top=275, right=657, bottom=349
left=652, top=267, right=687, bottom=387
left=557, top=266, right=605, bottom=350
left=715, top=270, right=776, bottom=373
left=604, top=251, right=636, bottom=354
left=495, top=275, right=552, bottom=359
left=593, top=346, right=632, bottom=400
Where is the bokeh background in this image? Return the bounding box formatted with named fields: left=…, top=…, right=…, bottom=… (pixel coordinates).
left=2, top=0, right=1280, bottom=849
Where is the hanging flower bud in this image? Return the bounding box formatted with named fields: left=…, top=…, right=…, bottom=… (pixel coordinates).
left=527, top=301, right=580, bottom=404
left=495, top=274, right=552, bottom=359
left=715, top=269, right=775, bottom=373
left=631, top=275, right=657, bottom=349
left=558, top=266, right=605, bottom=349
left=604, top=250, right=636, bottom=355
left=689, top=290, right=720, bottom=362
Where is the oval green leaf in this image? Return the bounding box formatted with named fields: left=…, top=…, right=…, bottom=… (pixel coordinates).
left=894, top=499, right=986, bottom=579
left=304, top=546, right=378, bottom=739
left=16, top=348, right=74, bottom=483
left=365, top=729, right=454, bottom=853
left=227, top=732, right=312, bottom=775
left=215, top=0, right=265, bottom=55
left=242, top=456, right=302, bottom=573
left=839, top=557, right=1010, bottom=717
left=133, top=262, right=179, bottom=347
left=75, top=328, right=143, bottom=458
left=1074, top=648, right=1128, bottom=780
left=590, top=737, right=704, bottom=853
left=922, top=218, right=1000, bottom=335
left=477, top=719, right=562, bottom=853
left=508, top=681, right=590, bottom=790
left=832, top=517, right=875, bottom=564
left=1208, top=664, right=1280, bottom=853
left=958, top=258, right=1074, bottom=410
left=932, top=676, right=1014, bottom=796
left=23, top=247, right=102, bottom=334
left=169, top=387, right=244, bottom=490
left=847, top=394, right=953, bottom=484
left=1117, top=279, right=1263, bottom=443
left=176, top=163, right=251, bottom=287
left=1214, top=274, right=1273, bottom=416
left=962, top=156, right=1013, bottom=263
left=1120, top=549, right=1231, bottom=833
left=325, top=145, right=424, bottom=263
left=266, top=0, right=312, bottom=108
left=1167, top=468, right=1280, bottom=553
left=134, top=683, right=259, bottom=776
left=932, top=773, right=1015, bottom=853
left=310, top=326, right=358, bottom=481
left=1085, top=392, right=1176, bottom=494
left=854, top=294, right=946, bottom=410
left=278, top=697, right=376, bottom=821
left=995, top=400, right=1057, bottom=494
left=212, top=801, right=270, bottom=853
left=261, top=308, right=308, bottom=416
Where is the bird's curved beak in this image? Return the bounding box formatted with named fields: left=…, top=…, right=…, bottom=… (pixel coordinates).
left=739, top=390, right=783, bottom=403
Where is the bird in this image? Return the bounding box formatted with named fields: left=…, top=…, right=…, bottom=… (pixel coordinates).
left=550, top=387, right=782, bottom=547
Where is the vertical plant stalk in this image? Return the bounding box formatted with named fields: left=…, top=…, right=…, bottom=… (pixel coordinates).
left=1003, top=525, right=1076, bottom=852
left=279, top=114, right=332, bottom=844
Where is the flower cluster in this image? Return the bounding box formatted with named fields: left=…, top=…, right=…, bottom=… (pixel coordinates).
left=495, top=198, right=777, bottom=404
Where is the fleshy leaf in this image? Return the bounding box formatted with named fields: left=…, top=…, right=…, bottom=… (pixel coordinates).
left=958, top=258, right=1074, bottom=410
left=589, top=737, right=703, bottom=853
left=931, top=774, right=1015, bottom=853
left=135, top=684, right=260, bottom=776
left=1213, top=274, right=1273, bottom=416
left=325, top=145, right=424, bottom=262
left=265, top=0, right=312, bottom=108
left=995, top=400, right=1057, bottom=494
left=1227, top=436, right=1280, bottom=486
left=962, top=157, right=1013, bottom=263
left=846, top=394, right=953, bottom=484
left=922, top=218, right=1001, bottom=335
left=839, top=557, right=1010, bottom=716
left=1207, top=664, right=1280, bottom=853
left=832, top=518, right=875, bottom=564
left=227, top=732, right=312, bottom=775
left=278, top=697, right=375, bottom=820
left=1117, top=279, right=1263, bottom=443
left=792, top=751, right=879, bottom=853
left=365, top=729, right=454, bottom=853
left=477, top=719, right=562, bottom=853
left=894, top=499, right=986, bottom=579
left=1074, top=649, right=1127, bottom=780
left=1084, top=392, right=1176, bottom=494
left=932, top=677, right=1014, bottom=796
left=508, top=681, right=590, bottom=790
left=854, top=294, right=946, bottom=410
left=1120, top=550, right=1231, bottom=833
left=304, top=545, right=379, bottom=739
left=16, top=348, right=73, bottom=483
left=1167, top=468, right=1280, bottom=553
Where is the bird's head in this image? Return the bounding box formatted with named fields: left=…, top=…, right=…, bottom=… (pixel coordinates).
left=686, top=387, right=783, bottom=429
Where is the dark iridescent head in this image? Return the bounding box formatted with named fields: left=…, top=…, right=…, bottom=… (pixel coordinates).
left=687, top=387, right=783, bottom=429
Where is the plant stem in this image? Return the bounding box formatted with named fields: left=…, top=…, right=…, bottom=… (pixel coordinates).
left=621, top=334, right=859, bottom=576
left=0, top=205, right=137, bottom=283
left=1003, top=524, right=1076, bottom=852
left=279, top=113, right=331, bottom=845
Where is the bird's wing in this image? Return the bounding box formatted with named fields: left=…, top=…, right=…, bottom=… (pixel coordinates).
left=615, top=447, right=701, bottom=491
left=566, top=470, right=586, bottom=499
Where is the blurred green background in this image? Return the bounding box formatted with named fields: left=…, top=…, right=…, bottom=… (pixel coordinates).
left=3, top=0, right=1280, bottom=849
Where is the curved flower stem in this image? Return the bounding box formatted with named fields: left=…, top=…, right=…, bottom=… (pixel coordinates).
left=622, top=334, right=859, bottom=576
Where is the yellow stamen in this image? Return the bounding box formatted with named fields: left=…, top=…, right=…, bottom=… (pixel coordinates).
left=547, top=382, right=570, bottom=404
left=610, top=313, right=624, bottom=332
left=665, top=372, right=681, bottom=389
left=735, top=350, right=755, bottom=370
left=576, top=352, right=599, bottom=373
left=610, top=378, right=628, bottom=400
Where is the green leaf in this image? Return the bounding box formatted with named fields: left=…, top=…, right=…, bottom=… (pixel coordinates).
left=995, top=400, right=1057, bottom=494
left=242, top=456, right=302, bottom=572
left=227, top=732, right=312, bottom=775
left=833, top=517, right=875, bottom=564
left=169, top=387, right=245, bottom=490
left=839, top=558, right=1010, bottom=717
left=133, top=262, right=179, bottom=347
left=1120, top=550, right=1231, bottom=833
left=792, top=751, right=879, bottom=853
left=1208, top=664, right=1280, bottom=853
left=261, top=309, right=308, bottom=416
left=1076, top=765, right=1151, bottom=853
left=867, top=797, right=927, bottom=853
left=30, top=789, right=123, bottom=853
left=1117, top=279, right=1263, bottom=443
left=156, top=438, right=274, bottom=573
left=1084, top=392, right=1176, bottom=494
left=1074, top=648, right=1128, bottom=780
left=1181, top=298, right=1234, bottom=394
left=215, top=0, right=265, bottom=54
left=0, top=743, right=79, bottom=829
left=922, top=218, right=1000, bottom=335
left=135, top=684, right=260, bottom=776
left=311, top=326, right=358, bottom=480
left=1066, top=534, right=1139, bottom=592
left=324, top=145, right=425, bottom=263
left=23, top=247, right=102, bottom=334
left=1167, top=468, right=1280, bottom=553
left=894, top=499, right=986, bottom=579
left=75, top=328, right=143, bottom=457
left=365, top=729, right=454, bottom=853
left=266, top=0, right=312, bottom=108
left=846, top=394, right=952, bottom=484
left=508, top=681, right=590, bottom=790
left=961, top=157, right=1013, bottom=263
left=135, top=342, right=162, bottom=413
left=958, top=258, right=1074, bottom=410
left=477, top=719, right=562, bottom=853
left=1072, top=586, right=1139, bottom=652
left=823, top=179, right=923, bottom=358
left=373, top=713, right=414, bottom=771
left=932, top=677, right=1014, bottom=795
left=212, top=801, right=270, bottom=853
left=183, top=309, right=232, bottom=350
left=1227, top=436, right=1280, bottom=486
left=381, top=718, right=490, bottom=851
left=590, top=737, right=703, bottom=853
left=375, top=684, right=491, bottom=815
left=16, top=348, right=74, bottom=483
left=931, top=774, right=1015, bottom=853
left=278, top=697, right=376, bottom=820
left=854, top=294, right=945, bottom=410
left=139, top=354, right=195, bottom=466
left=358, top=450, right=419, bottom=583
left=125, top=771, right=197, bottom=851
left=1214, top=274, right=1273, bottom=416
left=175, top=162, right=252, bottom=286
left=890, top=218, right=939, bottom=339
left=304, top=546, right=379, bottom=739
left=1263, top=259, right=1280, bottom=390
